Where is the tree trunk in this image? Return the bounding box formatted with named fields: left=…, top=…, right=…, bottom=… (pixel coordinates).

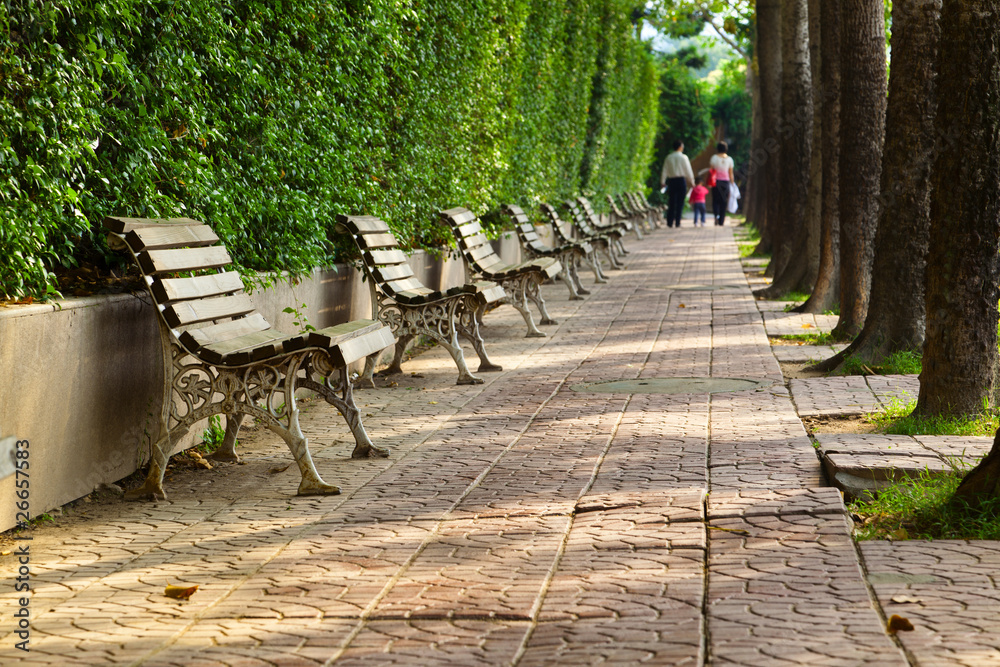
left=754, top=0, right=783, bottom=258
left=744, top=43, right=765, bottom=229
left=796, top=0, right=841, bottom=315
left=812, top=0, right=941, bottom=373
left=955, top=428, right=1000, bottom=506
left=802, top=0, right=823, bottom=290
left=831, top=0, right=886, bottom=339
left=753, top=0, right=812, bottom=300
left=814, top=0, right=940, bottom=370
left=916, top=0, right=1000, bottom=424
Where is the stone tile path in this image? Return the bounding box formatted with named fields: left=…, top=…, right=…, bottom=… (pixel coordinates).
left=1, top=225, right=996, bottom=665
left=791, top=374, right=920, bottom=417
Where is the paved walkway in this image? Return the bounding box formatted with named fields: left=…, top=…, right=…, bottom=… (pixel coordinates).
left=2, top=225, right=998, bottom=665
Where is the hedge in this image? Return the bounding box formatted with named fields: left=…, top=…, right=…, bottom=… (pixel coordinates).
left=0, top=0, right=659, bottom=299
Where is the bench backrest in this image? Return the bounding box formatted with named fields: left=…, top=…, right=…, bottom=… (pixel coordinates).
left=541, top=203, right=577, bottom=245
left=628, top=192, right=647, bottom=212
left=563, top=199, right=600, bottom=237
left=336, top=214, right=434, bottom=303
left=501, top=204, right=550, bottom=254
left=604, top=194, right=628, bottom=219
left=103, top=216, right=279, bottom=360
left=439, top=207, right=506, bottom=274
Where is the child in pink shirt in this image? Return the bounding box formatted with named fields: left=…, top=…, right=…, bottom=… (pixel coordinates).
left=689, top=176, right=709, bottom=227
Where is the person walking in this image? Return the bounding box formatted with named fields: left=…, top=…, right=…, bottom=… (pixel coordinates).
left=709, top=141, right=735, bottom=226
left=689, top=174, right=709, bottom=227
left=660, top=140, right=695, bottom=228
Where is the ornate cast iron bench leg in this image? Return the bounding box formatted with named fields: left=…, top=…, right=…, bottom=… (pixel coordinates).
left=371, top=292, right=493, bottom=385
left=455, top=295, right=502, bottom=373
left=502, top=274, right=547, bottom=338
left=557, top=264, right=583, bottom=301
left=298, top=362, right=389, bottom=460
left=525, top=277, right=558, bottom=326
left=566, top=253, right=590, bottom=296
left=587, top=251, right=609, bottom=283
left=207, top=413, right=244, bottom=463
left=126, top=325, right=383, bottom=501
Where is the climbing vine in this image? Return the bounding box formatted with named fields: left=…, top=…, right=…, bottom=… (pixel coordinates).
left=0, top=0, right=659, bottom=299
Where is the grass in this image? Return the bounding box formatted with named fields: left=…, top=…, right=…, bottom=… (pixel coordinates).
left=736, top=223, right=769, bottom=259
left=198, top=414, right=227, bottom=455
left=771, top=332, right=837, bottom=346
left=850, top=463, right=1000, bottom=541
left=866, top=397, right=1000, bottom=436
left=837, top=350, right=922, bottom=376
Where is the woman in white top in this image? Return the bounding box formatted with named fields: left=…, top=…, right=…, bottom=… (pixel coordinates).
left=709, top=142, right=735, bottom=226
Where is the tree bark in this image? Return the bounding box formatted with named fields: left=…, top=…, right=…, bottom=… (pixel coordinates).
left=797, top=0, right=842, bottom=314
left=744, top=43, right=765, bottom=229
left=916, top=0, right=1000, bottom=424
left=753, top=0, right=812, bottom=299
left=802, top=0, right=823, bottom=289
left=753, top=0, right=783, bottom=258
left=813, top=0, right=941, bottom=373
left=831, top=0, right=886, bottom=339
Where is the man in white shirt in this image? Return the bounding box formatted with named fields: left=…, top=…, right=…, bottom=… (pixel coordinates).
left=660, top=140, right=695, bottom=228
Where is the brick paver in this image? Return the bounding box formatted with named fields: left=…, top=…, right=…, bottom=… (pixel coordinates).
left=3, top=225, right=997, bottom=665
left=791, top=374, right=920, bottom=417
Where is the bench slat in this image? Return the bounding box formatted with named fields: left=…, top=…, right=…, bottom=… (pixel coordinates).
left=357, top=233, right=399, bottom=251
left=180, top=313, right=271, bottom=350
left=126, top=224, right=219, bottom=253
left=138, top=246, right=232, bottom=275
left=383, top=278, right=428, bottom=295
left=460, top=232, right=491, bottom=251
left=336, top=214, right=390, bottom=235
left=285, top=319, right=392, bottom=357
left=457, top=220, right=482, bottom=238
left=201, top=329, right=290, bottom=365
left=373, top=264, right=415, bottom=283
left=366, top=249, right=410, bottom=266
left=151, top=271, right=244, bottom=304
left=163, top=293, right=256, bottom=328
left=441, top=208, right=477, bottom=226
left=468, top=244, right=501, bottom=264
left=104, top=216, right=202, bottom=235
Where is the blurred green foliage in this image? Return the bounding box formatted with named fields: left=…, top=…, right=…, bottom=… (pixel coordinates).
left=0, top=0, right=659, bottom=299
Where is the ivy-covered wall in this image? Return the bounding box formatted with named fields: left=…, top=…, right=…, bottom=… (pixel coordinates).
left=0, top=0, right=659, bottom=299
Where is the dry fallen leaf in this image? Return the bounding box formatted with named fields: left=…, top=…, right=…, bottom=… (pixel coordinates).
left=891, top=595, right=921, bottom=604
left=886, top=614, right=914, bottom=634
left=268, top=464, right=291, bottom=474
left=0, top=550, right=11, bottom=556
left=801, top=323, right=815, bottom=329
left=164, top=584, right=199, bottom=601
left=188, top=450, right=213, bottom=470
left=429, top=401, right=438, bottom=405
left=678, top=304, right=686, bottom=308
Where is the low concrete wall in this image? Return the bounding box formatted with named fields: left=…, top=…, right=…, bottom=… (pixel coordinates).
left=0, top=241, right=519, bottom=532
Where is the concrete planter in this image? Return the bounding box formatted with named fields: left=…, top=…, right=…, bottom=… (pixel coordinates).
left=0, top=240, right=520, bottom=531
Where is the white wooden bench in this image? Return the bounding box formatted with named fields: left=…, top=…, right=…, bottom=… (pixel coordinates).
left=440, top=207, right=561, bottom=338
left=562, top=199, right=626, bottom=269
left=538, top=202, right=610, bottom=285
left=337, top=214, right=505, bottom=385
left=501, top=204, right=592, bottom=301
left=626, top=191, right=663, bottom=230
left=104, top=216, right=395, bottom=500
